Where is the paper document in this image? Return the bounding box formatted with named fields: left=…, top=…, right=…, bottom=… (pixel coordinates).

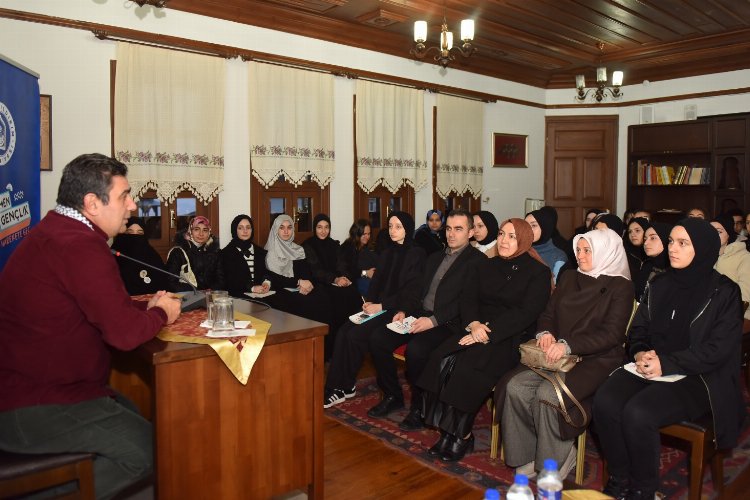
left=623, top=362, right=686, bottom=383
left=245, top=290, right=276, bottom=298
left=348, top=309, right=387, bottom=325
left=387, top=316, right=417, bottom=334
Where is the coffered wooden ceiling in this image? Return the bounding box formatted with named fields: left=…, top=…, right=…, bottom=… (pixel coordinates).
left=165, top=0, right=750, bottom=89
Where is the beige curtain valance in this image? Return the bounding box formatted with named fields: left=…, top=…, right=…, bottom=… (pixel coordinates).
left=114, top=43, right=226, bottom=203
left=355, top=80, right=427, bottom=194
left=435, top=94, right=484, bottom=198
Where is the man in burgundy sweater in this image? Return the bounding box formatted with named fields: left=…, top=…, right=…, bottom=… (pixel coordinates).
left=0, top=153, right=181, bottom=499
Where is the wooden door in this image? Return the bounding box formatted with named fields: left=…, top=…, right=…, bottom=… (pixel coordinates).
left=544, top=116, right=618, bottom=239
left=251, top=176, right=330, bottom=247
left=355, top=185, right=414, bottom=244
left=133, top=189, right=219, bottom=261
left=433, top=191, right=479, bottom=215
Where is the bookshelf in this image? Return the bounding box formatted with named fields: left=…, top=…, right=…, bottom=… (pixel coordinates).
left=627, top=114, right=750, bottom=221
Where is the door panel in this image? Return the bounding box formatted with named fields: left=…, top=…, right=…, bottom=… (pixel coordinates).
left=545, top=116, right=618, bottom=239
left=356, top=185, right=414, bottom=244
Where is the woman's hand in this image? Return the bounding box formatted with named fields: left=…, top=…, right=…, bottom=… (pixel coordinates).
left=334, top=276, right=351, bottom=287
left=545, top=342, right=567, bottom=364
left=251, top=281, right=270, bottom=294
left=365, top=268, right=375, bottom=279
left=635, top=350, right=662, bottom=378
left=298, top=279, right=314, bottom=295
left=459, top=321, right=491, bottom=345
left=362, top=302, right=382, bottom=315
left=537, top=332, right=556, bottom=351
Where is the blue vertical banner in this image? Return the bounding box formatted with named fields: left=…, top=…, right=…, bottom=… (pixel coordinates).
left=0, top=55, right=40, bottom=271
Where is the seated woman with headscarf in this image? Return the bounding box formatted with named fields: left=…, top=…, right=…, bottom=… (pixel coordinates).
left=165, top=215, right=224, bottom=291
left=499, top=228, right=633, bottom=480
left=111, top=217, right=168, bottom=295
left=592, top=213, right=625, bottom=237
left=624, top=217, right=649, bottom=280
left=417, top=218, right=551, bottom=462
left=593, top=219, right=744, bottom=500
left=219, top=214, right=269, bottom=298
left=471, top=211, right=499, bottom=258
left=414, top=209, right=447, bottom=256
left=711, top=214, right=750, bottom=320
left=633, top=222, right=672, bottom=302
left=526, top=208, right=568, bottom=282
left=338, top=219, right=377, bottom=296
left=324, top=212, right=424, bottom=408
left=264, top=214, right=332, bottom=328
left=303, top=214, right=364, bottom=360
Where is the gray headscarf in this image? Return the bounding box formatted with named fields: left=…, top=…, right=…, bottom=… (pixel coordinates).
left=264, top=214, right=306, bottom=278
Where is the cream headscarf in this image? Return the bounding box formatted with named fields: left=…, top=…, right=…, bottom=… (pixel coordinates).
left=572, top=228, right=631, bottom=280
left=265, top=214, right=306, bottom=278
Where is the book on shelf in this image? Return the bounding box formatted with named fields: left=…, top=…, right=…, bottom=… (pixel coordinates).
left=635, top=161, right=708, bottom=186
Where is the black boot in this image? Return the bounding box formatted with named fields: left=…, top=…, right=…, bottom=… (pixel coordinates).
left=427, top=432, right=454, bottom=457
left=602, top=475, right=629, bottom=500
left=440, top=433, right=474, bottom=462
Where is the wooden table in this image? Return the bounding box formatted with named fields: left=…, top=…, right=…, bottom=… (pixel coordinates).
left=109, top=300, right=327, bottom=499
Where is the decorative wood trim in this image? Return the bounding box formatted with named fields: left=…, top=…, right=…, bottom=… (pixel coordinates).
left=2, top=8, right=748, bottom=111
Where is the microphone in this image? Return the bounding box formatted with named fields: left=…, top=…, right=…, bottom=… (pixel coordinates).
left=111, top=249, right=206, bottom=311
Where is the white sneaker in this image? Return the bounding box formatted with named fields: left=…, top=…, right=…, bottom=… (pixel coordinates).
left=323, top=389, right=346, bottom=409
left=515, top=461, right=536, bottom=479
left=559, top=445, right=577, bottom=479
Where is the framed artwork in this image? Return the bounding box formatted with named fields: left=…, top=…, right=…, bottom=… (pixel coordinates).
left=40, top=94, right=52, bottom=171
left=493, top=132, right=527, bottom=168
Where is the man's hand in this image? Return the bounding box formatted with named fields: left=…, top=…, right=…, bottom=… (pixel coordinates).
left=392, top=311, right=406, bottom=322
left=150, top=291, right=181, bottom=324
left=408, top=316, right=434, bottom=334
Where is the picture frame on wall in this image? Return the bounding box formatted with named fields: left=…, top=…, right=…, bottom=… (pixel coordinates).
left=493, top=132, right=527, bottom=168
left=40, top=94, right=52, bottom=171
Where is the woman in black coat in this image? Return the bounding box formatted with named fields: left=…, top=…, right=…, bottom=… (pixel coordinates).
left=624, top=217, right=649, bottom=282
left=111, top=217, right=168, bottom=295
left=632, top=222, right=672, bottom=301
left=418, top=218, right=551, bottom=462
left=414, top=209, right=446, bottom=256
left=165, top=216, right=224, bottom=291
left=303, top=213, right=364, bottom=360
left=324, top=211, right=425, bottom=408
left=219, top=214, right=270, bottom=298
left=593, top=218, right=745, bottom=500
left=338, top=219, right=377, bottom=296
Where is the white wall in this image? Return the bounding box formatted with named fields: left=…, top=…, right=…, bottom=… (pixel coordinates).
left=1, top=0, right=749, bottom=242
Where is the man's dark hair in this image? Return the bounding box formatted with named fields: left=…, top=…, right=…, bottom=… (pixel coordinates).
left=447, top=209, right=473, bottom=229
left=56, top=154, right=128, bottom=210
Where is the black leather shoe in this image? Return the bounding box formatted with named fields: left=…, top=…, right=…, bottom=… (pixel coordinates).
left=602, top=475, right=629, bottom=500
left=440, top=433, right=474, bottom=462
left=398, top=408, right=424, bottom=431
left=427, top=432, right=454, bottom=456
left=367, top=395, right=404, bottom=418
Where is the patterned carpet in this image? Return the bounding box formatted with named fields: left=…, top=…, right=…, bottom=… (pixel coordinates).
left=325, top=376, right=750, bottom=498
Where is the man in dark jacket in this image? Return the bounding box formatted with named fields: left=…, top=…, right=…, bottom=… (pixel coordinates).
left=367, top=210, right=485, bottom=429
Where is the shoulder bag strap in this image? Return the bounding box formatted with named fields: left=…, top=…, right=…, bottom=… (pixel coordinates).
left=529, top=366, right=588, bottom=428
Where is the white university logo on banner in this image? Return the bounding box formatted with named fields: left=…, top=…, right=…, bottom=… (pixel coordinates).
left=0, top=101, right=17, bottom=166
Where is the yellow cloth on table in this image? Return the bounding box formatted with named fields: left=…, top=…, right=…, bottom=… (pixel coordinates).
left=562, top=490, right=612, bottom=500
left=157, top=309, right=270, bottom=385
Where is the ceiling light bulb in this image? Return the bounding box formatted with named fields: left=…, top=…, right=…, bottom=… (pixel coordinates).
left=414, top=21, right=427, bottom=43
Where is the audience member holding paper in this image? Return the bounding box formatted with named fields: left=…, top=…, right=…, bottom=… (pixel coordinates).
left=323, top=212, right=424, bottom=409
left=263, top=214, right=332, bottom=333
left=367, top=210, right=485, bottom=429
left=303, top=213, right=363, bottom=360
left=593, top=218, right=744, bottom=500
left=220, top=214, right=271, bottom=298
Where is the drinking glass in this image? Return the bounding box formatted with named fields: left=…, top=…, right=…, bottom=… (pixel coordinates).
left=206, top=290, right=229, bottom=326
left=212, top=297, right=234, bottom=332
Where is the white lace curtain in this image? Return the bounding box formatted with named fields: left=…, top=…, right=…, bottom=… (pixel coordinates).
left=355, top=80, right=427, bottom=194
left=435, top=94, right=484, bottom=198
left=114, top=43, right=226, bottom=203
left=248, top=62, right=335, bottom=188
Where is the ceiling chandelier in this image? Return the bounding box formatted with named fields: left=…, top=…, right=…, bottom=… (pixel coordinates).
left=575, top=43, right=623, bottom=102
left=410, top=16, right=476, bottom=68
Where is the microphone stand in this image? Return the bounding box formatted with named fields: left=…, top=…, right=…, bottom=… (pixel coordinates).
left=111, top=249, right=206, bottom=311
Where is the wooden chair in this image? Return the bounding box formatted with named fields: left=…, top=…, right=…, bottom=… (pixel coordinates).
left=658, top=415, right=725, bottom=500
left=0, top=450, right=96, bottom=499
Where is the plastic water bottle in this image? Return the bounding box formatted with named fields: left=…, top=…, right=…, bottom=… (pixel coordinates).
left=506, top=474, right=534, bottom=500
left=537, top=458, right=563, bottom=500
left=483, top=488, right=500, bottom=500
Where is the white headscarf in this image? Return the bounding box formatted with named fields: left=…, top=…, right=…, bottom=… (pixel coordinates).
left=572, top=228, right=631, bottom=280
left=265, top=214, right=306, bottom=278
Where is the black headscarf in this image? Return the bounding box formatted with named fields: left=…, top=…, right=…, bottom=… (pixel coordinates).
left=126, top=217, right=147, bottom=232
left=624, top=217, right=650, bottom=257
left=306, top=213, right=338, bottom=273
left=593, top=213, right=624, bottom=237
left=229, top=214, right=254, bottom=251
left=649, top=218, right=720, bottom=355
left=474, top=210, right=499, bottom=245
left=711, top=214, right=737, bottom=245
left=528, top=208, right=554, bottom=244
left=646, top=222, right=672, bottom=270
left=377, top=211, right=415, bottom=299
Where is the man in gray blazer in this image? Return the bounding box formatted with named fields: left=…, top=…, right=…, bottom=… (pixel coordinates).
left=366, top=209, right=486, bottom=429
